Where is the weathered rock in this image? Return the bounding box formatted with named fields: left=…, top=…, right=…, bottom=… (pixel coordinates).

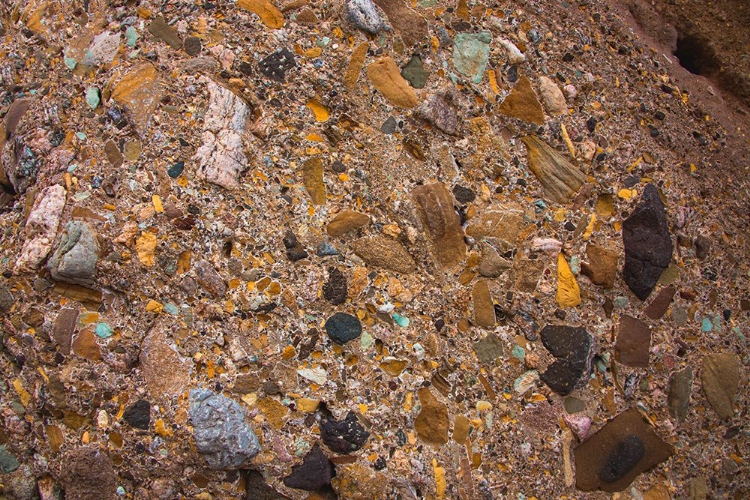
left=372, top=0, right=428, bottom=47
left=622, top=184, right=672, bottom=300
left=15, top=185, right=66, bottom=272
left=147, top=16, right=183, bottom=49
left=0, top=445, right=20, bottom=474
left=104, top=140, right=123, bottom=167
left=615, top=315, right=651, bottom=368
left=581, top=244, right=618, bottom=289
left=668, top=367, right=693, bottom=424
left=643, top=285, right=676, bottom=320
left=411, top=182, right=466, bottom=268
left=351, top=235, right=416, bottom=274
left=139, top=328, right=192, bottom=399
left=283, top=443, right=336, bottom=491
left=81, top=31, right=121, bottom=66
left=72, top=329, right=101, bottom=361
left=194, top=260, right=227, bottom=298
left=301, top=157, right=326, bottom=205
left=688, top=476, right=708, bottom=500
left=367, top=57, right=419, bottom=108
left=238, top=0, right=285, bottom=28
left=414, top=387, right=449, bottom=446
left=474, top=334, right=503, bottom=364
left=574, top=408, right=673, bottom=492
left=416, top=92, right=458, bottom=135
left=401, top=55, right=428, bottom=89
left=110, top=63, right=162, bottom=135
left=323, top=267, right=348, bottom=305
left=331, top=463, right=387, bottom=499
left=345, top=0, right=384, bottom=34
left=498, top=76, right=545, bottom=124
left=184, top=36, right=202, bottom=56
left=4, top=98, right=31, bottom=135
left=258, top=48, right=296, bottom=82
left=701, top=352, right=740, bottom=419
left=194, top=79, right=250, bottom=189
left=60, top=447, right=117, bottom=500
left=345, top=42, right=369, bottom=89
left=52, top=308, right=78, bottom=354
left=694, top=234, right=711, bottom=260
left=539, top=325, right=593, bottom=395
left=521, top=135, right=586, bottom=203
left=478, top=244, right=511, bottom=278
left=472, top=280, right=495, bottom=327
left=283, top=231, right=308, bottom=262
left=325, top=312, right=362, bottom=344
left=122, top=400, right=151, bottom=430
left=538, top=76, right=567, bottom=115
left=327, top=210, right=370, bottom=237
left=320, top=411, right=370, bottom=453
left=466, top=207, right=525, bottom=246
left=453, top=32, right=492, bottom=84
left=514, top=259, right=545, bottom=292
left=189, top=389, right=261, bottom=469
left=47, top=221, right=99, bottom=286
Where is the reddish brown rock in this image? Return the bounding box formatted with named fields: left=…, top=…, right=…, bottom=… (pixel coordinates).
left=139, top=328, right=192, bottom=400
left=351, top=235, right=416, bottom=274
left=414, top=387, right=449, bottom=446
left=701, top=352, right=740, bottom=419
left=372, top=0, right=428, bottom=47
left=53, top=308, right=78, bottom=355
left=327, top=210, right=370, bottom=237
left=411, top=182, right=466, bottom=269
left=581, top=244, right=619, bottom=289
left=643, top=286, right=676, bottom=320
left=575, top=408, right=673, bottom=492
left=472, top=280, right=495, bottom=327
left=72, top=329, right=101, bottom=362
left=498, top=76, right=545, bottom=125
left=615, top=315, right=651, bottom=368
left=60, top=447, right=117, bottom=500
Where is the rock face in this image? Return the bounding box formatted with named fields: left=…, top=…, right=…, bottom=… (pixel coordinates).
left=414, top=387, right=449, bottom=446
left=15, top=184, right=66, bottom=272
left=574, top=408, right=673, bottom=492
left=539, top=325, right=594, bottom=396
left=411, top=182, right=466, bottom=269
left=60, top=447, right=117, bottom=500
left=139, top=328, right=192, bottom=399
left=189, top=389, right=261, bottom=469
left=47, top=221, right=100, bottom=286
left=701, top=352, right=740, bottom=419
left=194, top=78, right=250, bottom=189
left=521, top=135, right=586, bottom=203
left=283, top=443, right=336, bottom=491
left=615, top=315, right=652, bottom=368
left=320, top=411, right=370, bottom=453
left=622, top=184, right=672, bottom=300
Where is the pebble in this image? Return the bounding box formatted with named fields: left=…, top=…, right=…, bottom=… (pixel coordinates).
left=644, top=285, right=676, bottom=319
left=411, top=182, right=466, bottom=268
left=352, top=235, right=416, bottom=274
left=539, top=325, right=593, bottom=395
left=81, top=31, right=121, bottom=66
left=372, top=0, right=427, bottom=47
left=320, top=410, right=370, bottom=453
left=122, top=399, right=151, bottom=429
left=580, top=244, right=618, bottom=289
left=416, top=92, right=459, bottom=135
left=668, top=366, right=693, bottom=424
left=498, top=37, right=526, bottom=64
left=453, top=32, right=492, bottom=83
left=283, top=443, right=336, bottom=491
left=478, top=244, right=511, bottom=278
left=258, top=48, right=296, bottom=82
left=522, top=135, right=587, bottom=203
left=111, top=63, right=162, bottom=135
left=414, top=387, right=449, bottom=445
left=401, top=55, right=429, bottom=89
left=245, top=470, right=292, bottom=500
left=332, top=463, right=387, bottom=499
left=556, top=253, right=582, bottom=308
left=301, top=157, right=326, bottom=205
left=147, top=16, right=183, bottom=50
left=184, top=36, right=202, bottom=56
left=366, top=57, right=419, bottom=108
left=473, top=334, right=504, bottom=364
left=345, top=0, right=384, bottom=34
left=139, top=329, right=192, bottom=399
left=326, top=210, right=370, bottom=237
left=85, top=87, right=100, bottom=109
left=472, top=280, right=496, bottom=327
left=615, top=315, right=652, bottom=368
left=189, top=389, right=261, bottom=469
left=498, top=76, right=545, bottom=125
left=0, top=284, right=15, bottom=314
left=325, top=312, right=362, bottom=344
left=194, top=260, right=227, bottom=298
left=538, top=76, right=567, bottom=115
left=0, top=445, right=20, bottom=474
left=316, top=242, right=339, bottom=256
left=323, top=267, right=348, bottom=305
left=701, top=352, right=740, bottom=419
left=622, top=184, right=673, bottom=300
left=47, top=221, right=100, bottom=286
left=15, top=184, right=67, bottom=272
left=52, top=308, right=78, bottom=354
left=574, top=408, right=673, bottom=492
left=238, top=0, right=285, bottom=29
left=167, top=161, right=185, bottom=178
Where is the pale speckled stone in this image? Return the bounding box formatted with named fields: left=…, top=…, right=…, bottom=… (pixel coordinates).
left=15, top=185, right=66, bottom=272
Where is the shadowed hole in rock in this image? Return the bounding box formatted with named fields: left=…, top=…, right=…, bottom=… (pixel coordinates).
left=673, top=33, right=720, bottom=77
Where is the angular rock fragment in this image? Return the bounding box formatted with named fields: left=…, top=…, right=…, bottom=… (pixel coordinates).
left=258, top=48, right=296, bottom=82
left=110, top=63, right=162, bottom=136
left=414, top=387, right=449, bottom=446
left=499, top=76, right=545, bottom=124
left=416, top=92, right=459, bottom=135
left=139, top=328, right=192, bottom=399
left=122, top=400, right=151, bottom=430
left=622, top=184, right=672, bottom=300
left=325, top=312, right=362, bottom=344
left=320, top=410, right=370, bottom=453
left=4, top=98, right=30, bottom=136
left=372, top=0, right=428, bottom=47
left=47, top=221, right=100, bottom=286
left=327, top=210, right=370, bottom=237
left=15, top=184, right=66, bottom=272
left=104, top=140, right=123, bottom=167
left=245, top=470, right=292, bottom=499
left=81, top=31, right=121, bottom=67
left=539, top=325, right=593, bottom=396
left=283, top=231, right=308, bottom=262
left=367, top=57, right=419, bottom=108
left=615, top=315, right=651, bottom=368
left=147, top=16, right=183, bottom=49
left=53, top=308, right=78, bottom=355
left=538, top=76, right=567, bottom=115
left=668, top=367, right=693, bottom=424
left=465, top=207, right=525, bottom=247
left=283, top=443, right=336, bottom=491
left=574, top=408, right=673, bottom=492
left=521, top=135, right=586, bottom=203
left=556, top=254, right=581, bottom=308
left=60, top=447, right=117, bottom=500
left=411, top=182, right=466, bottom=268
left=194, top=79, right=250, bottom=189
left=194, top=260, right=227, bottom=298
left=189, top=389, right=261, bottom=469
left=581, top=244, right=618, bottom=289
left=351, top=235, right=416, bottom=274
left=643, top=285, right=676, bottom=320
left=401, top=55, right=428, bottom=89
left=323, top=267, right=348, bottom=305
left=472, top=280, right=495, bottom=327
left=332, top=463, right=387, bottom=499
left=478, top=244, right=511, bottom=278
left=453, top=32, right=492, bottom=83
left=701, top=352, right=740, bottom=419
left=345, top=0, right=384, bottom=34
left=345, top=42, right=369, bottom=89
left=72, top=329, right=101, bottom=361
left=301, top=157, right=326, bottom=205
left=473, top=334, right=503, bottom=364
left=238, top=0, right=285, bottom=29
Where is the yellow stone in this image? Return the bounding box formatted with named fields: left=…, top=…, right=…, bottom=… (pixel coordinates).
left=237, top=0, right=284, bottom=28
left=13, top=379, right=31, bottom=407
left=476, top=400, right=492, bottom=411
left=595, top=193, right=614, bottom=217
left=111, top=63, right=162, bottom=135
left=433, top=459, right=447, bottom=499
left=301, top=157, right=326, bottom=205
left=618, top=188, right=636, bottom=200
left=177, top=250, right=191, bottom=274
left=306, top=99, right=330, bottom=122
left=154, top=419, right=173, bottom=437
left=145, top=300, right=163, bottom=313
left=345, top=42, right=369, bottom=89
left=296, top=398, right=319, bottom=413
left=366, top=57, right=419, bottom=108
left=379, top=358, right=408, bottom=376
left=152, top=195, right=164, bottom=213
left=135, top=232, right=157, bottom=266
left=556, top=253, right=581, bottom=308
left=258, top=397, right=288, bottom=429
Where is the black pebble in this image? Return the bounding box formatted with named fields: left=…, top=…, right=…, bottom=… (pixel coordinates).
left=320, top=411, right=370, bottom=453
left=259, top=49, right=297, bottom=83
left=122, top=400, right=151, bottom=430
left=325, top=312, right=362, bottom=344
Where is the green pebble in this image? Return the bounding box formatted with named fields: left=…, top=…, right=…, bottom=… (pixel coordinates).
left=85, top=87, right=100, bottom=109
left=0, top=444, right=20, bottom=474
left=453, top=32, right=492, bottom=84
left=701, top=317, right=713, bottom=332
left=511, top=345, right=525, bottom=360
left=95, top=322, right=114, bottom=338
left=360, top=331, right=373, bottom=350
left=392, top=313, right=410, bottom=327
left=64, top=56, right=77, bottom=70
left=125, top=26, right=138, bottom=47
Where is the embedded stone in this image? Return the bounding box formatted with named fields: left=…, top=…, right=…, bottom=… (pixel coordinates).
left=325, top=312, right=362, bottom=344
left=539, top=325, right=593, bottom=396
left=701, top=352, right=740, bottom=419
left=345, top=0, right=384, bottom=34
left=581, top=244, right=619, bottom=289
left=615, top=315, right=651, bottom=368
left=414, top=387, right=449, bottom=446
left=367, top=57, right=419, bottom=108
left=498, top=76, right=545, bottom=124
left=320, top=411, right=370, bottom=453
left=110, top=63, right=162, bottom=135
left=453, top=32, right=491, bottom=84
left=643, top=285, right=676, bottom=320
left=283, top=443, right=336, bottom=491
left=47, top=221, right=100, bottom=286
left=327, top=210, right=370, bottom=237
left=521, top=135, right=586, bottom=203
left=372, top=0, right=428, bottom=47
left=15, top=184, right=66, bottom=272
left=411, top=182, right=466, bottom=269
left=351, top=235, right=416, bottom=274
left=472, top=280, right=495, bottom=327
left=668, top=367, right=693, bottom=425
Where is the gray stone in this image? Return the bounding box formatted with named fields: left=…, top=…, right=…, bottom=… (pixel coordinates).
left=47, top=221, right=100, bottom=286
left=668, top=366, right=693, bottom=424
left=473, top=334, right=503, bottom=364
left=345, top=0, right=384, bottom=34
left=401, top=55, right=428, bottom=89
left=189, top=389, right=261, bottom=469
left=0, top=282, right=13, bottom=314
left=0, top=444, right=20, bottom=473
